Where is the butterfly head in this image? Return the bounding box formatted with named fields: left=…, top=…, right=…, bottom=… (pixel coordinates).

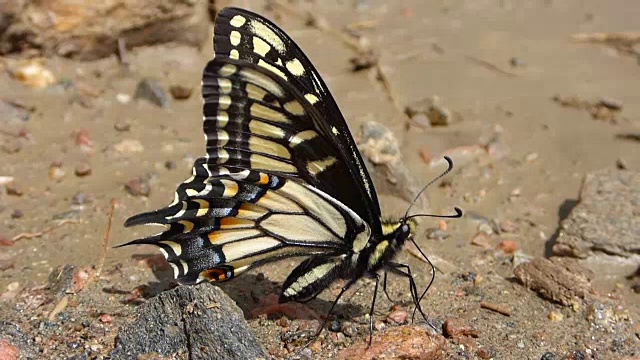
left=381, top=217, right=417, bottom=245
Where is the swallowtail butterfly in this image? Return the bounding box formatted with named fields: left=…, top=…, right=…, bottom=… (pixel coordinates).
left=123, top=6, right=461, bottom=346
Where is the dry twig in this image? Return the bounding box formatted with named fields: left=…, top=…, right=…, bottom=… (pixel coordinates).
left=11, top=219, right=78, bottom=242
left=480, top=301, right=512, bottom=316
left=96, top=199, right=116, bottom=278
left=571, top=32, right=640, bottom=44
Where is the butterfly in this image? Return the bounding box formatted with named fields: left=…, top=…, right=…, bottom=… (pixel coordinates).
left=122, top=6, right=461, bottom=346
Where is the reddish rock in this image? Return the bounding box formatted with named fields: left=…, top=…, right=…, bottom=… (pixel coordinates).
left=497, top=240, right=517, bottom=254
left=443, top=318, right=480, bottom=338
left=337, top=326, right=445, bottom=360
left=386, top=309, right=408, bottom=325
left=71, top=266, right=94, bottom=293
left=98, top=314, right=113, bottom=324
left=74, top=128, right=94, bottom=153
left=0, top=339, right=19, bottom=360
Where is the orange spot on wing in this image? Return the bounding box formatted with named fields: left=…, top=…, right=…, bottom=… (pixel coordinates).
left=200, top=268, right=227, bottom=282
left=219, top=217, right=254, bottom=229
left=258, top=172, right=270, bottom=185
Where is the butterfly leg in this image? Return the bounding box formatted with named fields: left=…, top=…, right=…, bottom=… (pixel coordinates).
left=367, top=273, right=381, bottom=347
left=299, top=278, right=357, bottom=351
left=386, top=262, right=437, bottom=332
left=382, top=271, right=396, bottom=303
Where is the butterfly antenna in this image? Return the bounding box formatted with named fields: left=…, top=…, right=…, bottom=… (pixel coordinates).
left=402, top=156, right=458, bottom=221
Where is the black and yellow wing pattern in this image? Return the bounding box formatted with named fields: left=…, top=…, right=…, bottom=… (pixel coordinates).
left=123, top=7, right=380, bottom=299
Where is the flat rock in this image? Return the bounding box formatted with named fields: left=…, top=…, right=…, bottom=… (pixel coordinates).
left=336, top=326, right=445, bottom=360
left=514, top=257, right=594, bottom=306
left=359, top=121, right=429, bottom=213
left=552, top=169, right=640, bottom=258
left=0, top=0, right=209, bottom=60
left=110, top=285, right=266, bottom=360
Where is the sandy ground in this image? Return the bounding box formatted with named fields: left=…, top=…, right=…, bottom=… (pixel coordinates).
left=1, top=0, right=639, bottom=359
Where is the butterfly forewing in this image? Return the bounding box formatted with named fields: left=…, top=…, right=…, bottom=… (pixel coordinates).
left=212, top=7, right=381, bottom=230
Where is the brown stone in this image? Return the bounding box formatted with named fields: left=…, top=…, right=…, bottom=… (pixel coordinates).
left=514, top=257, right=593, bottom=306
left=0, top=0, right=209, bottom=60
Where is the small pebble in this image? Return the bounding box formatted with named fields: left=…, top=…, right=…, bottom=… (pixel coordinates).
left=598, top=97, right=622, bottom=111
left=125, top=178, right=150, bottom=197
left=548, top=310, right=563, bottom=321
left=308, top=340, right=322, bottom=353
left=329, top=320, right=341, bottom=332
left=169, top=85, right=193, bottom=100
left=6, top=184, right=23, bottom=196
left=48, top=165, right=66, bottom=182
left=0, top=177, right=15, bottom=186
left=71, top=192, right=90, bottom=205
left=298, top=348, right=312, bottom=358
left=616, top=158, right=627, bottom=170
left=443, top=318, right=480, bottom=338
left=386, top=309, right=408, bottom=324
left=2, top=141, right=21, bottom=154
left=497, top=240, right=518, bottom=254
left=75, top=163, right=92, bottom=177
left=98, top=314, right=113, bottom=324
left=116, top=93, right=131, bottom=104
left=477, top=223, right=494, bottom=235
left=10, top=59, right=56, bottom=88
left=499, top=220, right=520, bottom=233
left=114, top=139, right=144, bottom=153
left=509, top=57, right=526, bottom=67
left=135, top=79, right=170, bottom=108
left=11, top=209, right=23, bottom=219
left=74, top=128, right=94, bottom=153
left=114, top=121, right=131, bottom=132
left=373, top=320, right=385, bottom=331
left=477, top=347, right=495, bottom=359
left=525, top=152, right=539, bottom=162
left=164, top=160, right=176, bottom=170
left=569, top=350, right=585, bottom=360
left=275, top=316, right=290, bottom=327
left=426, top=228, right=449, bottom=240
left=349, top=50, right=378, bottom=71
left=341, top=322, right=358, bottom=337
left=540, top=352, right=556, bottom=360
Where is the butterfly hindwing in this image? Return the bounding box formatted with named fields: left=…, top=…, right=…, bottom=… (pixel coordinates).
left=124, top=158, right=371, bottom=284
left=212, top=7, right=381, bottom=230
